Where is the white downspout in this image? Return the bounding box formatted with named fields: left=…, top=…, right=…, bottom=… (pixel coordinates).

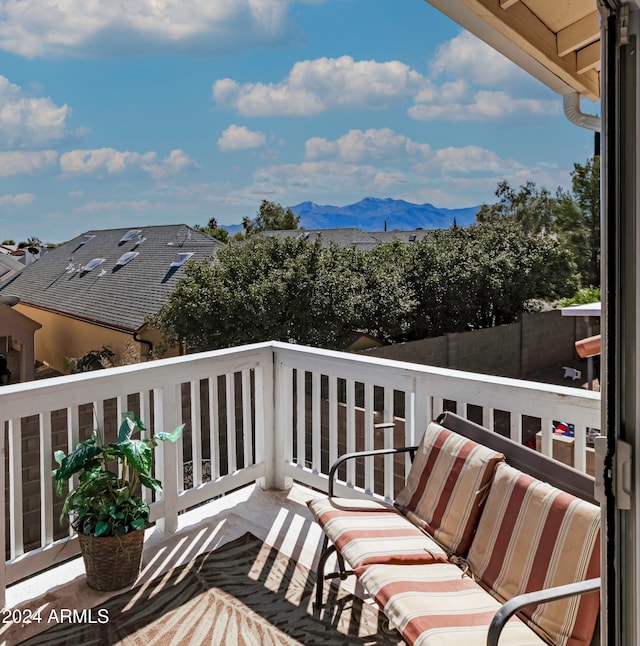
left=563, top=92, right=601, bottom=132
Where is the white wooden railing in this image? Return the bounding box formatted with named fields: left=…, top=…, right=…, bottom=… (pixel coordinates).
left=0, top=341, right=601, bottom=607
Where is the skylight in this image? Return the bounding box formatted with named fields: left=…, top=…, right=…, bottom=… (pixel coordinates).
left=119, top=229, right=142, bottom=243
left=115, top=251, right=139, bottom=267
left=84, top=258, right=105, bottom=271
left=170, top=252, right=194, bottom=268
left=79, top=235, right=96, bottom=247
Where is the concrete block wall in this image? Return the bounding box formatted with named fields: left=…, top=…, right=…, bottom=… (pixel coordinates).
left=360, top=310, right=599, bottom=379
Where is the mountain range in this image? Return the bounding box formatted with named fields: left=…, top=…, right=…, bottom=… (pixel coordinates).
left=290, top=197, right=479, bottom=231
left=223, top=197, right=480, bottom=234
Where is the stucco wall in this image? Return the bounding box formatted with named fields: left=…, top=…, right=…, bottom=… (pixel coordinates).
left=14, top=305, right=138, bottom=374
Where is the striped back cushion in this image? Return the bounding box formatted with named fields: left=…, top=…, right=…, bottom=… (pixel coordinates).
left=394, top=421, right=504, bottom=555
left=467, top=463, right=600, bottom=646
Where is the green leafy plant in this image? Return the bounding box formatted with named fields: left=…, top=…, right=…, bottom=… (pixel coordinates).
left=53, top=412, right=184, bottom=537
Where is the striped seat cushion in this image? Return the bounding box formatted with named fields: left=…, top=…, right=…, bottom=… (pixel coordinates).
left=467, top=462, right=600, bottom=646
left=357, top=562, right=547, bottom=645
left=308, top=497, right=449, bottom=568
left=394, top=421, right=504, bottom=556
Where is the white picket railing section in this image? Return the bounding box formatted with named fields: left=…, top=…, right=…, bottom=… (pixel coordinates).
left=0, top=341, right=601, bottom=607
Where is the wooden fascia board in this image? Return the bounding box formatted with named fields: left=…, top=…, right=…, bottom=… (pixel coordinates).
left=432, top=0, right=600, bottom=101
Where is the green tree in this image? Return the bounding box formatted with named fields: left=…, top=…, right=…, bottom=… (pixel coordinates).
left=152, top=236, right=411, bottom=351
left=403, top=220, right=576, bottom=339
left=194, top=216, right=229, bottom=243
left=476, top=180, right=559, bottom=234
left=242, top=200, right=300, bottom=237
left=1, top=239, right=15, bottom=245
left=555, top=156, right=600, bottom=287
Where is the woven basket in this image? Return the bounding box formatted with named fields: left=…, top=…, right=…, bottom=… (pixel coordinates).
left=78, top=530, right=145, bottom=591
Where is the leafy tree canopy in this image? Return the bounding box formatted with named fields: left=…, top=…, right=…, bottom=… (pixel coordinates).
left=477, top=156, right=600, bottom=288
left=242, top=200, right=300, bottom=237
left=194, top=217, right=230, bottom=243
left=153, top=220, right=576, bottom=352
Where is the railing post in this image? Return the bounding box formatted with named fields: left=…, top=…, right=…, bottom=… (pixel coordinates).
left=0, top=420, right=6, bottom=609
left=260, top=351, right=292, bottom=490
left=153, top=384, right=181, bottom=536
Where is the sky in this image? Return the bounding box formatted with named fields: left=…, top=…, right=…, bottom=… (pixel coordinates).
left=0, top=0, right=599, bottom=244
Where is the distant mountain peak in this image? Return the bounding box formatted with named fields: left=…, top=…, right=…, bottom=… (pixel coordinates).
left=288, top=197, right=479, bottom=232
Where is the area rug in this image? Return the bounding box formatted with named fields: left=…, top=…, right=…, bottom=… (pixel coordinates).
left=18, top=532, right=403, bottom=645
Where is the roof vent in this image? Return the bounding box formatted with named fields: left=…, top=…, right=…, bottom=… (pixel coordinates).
left=133, top=235, right=146, bottom=248
left=119, top=229, right=142, bottom=243
left=98, top=269, right=107, bottom=278
left=115, top=251, right=139, bottom=267
left=84, top=258, right=105, bottom=271
left=79, top=235, right=96, bottom=246
left=170, top=252, right=194, bottom=268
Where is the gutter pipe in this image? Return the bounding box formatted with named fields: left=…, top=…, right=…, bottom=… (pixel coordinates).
left=563, top=92, right=601, bottom=132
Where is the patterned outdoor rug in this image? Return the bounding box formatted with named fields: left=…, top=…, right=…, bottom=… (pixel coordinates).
left=19, top=532, right=403, bottom=645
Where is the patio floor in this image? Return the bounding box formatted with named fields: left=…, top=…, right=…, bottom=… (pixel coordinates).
left=2, top=483, right=354, bottom=645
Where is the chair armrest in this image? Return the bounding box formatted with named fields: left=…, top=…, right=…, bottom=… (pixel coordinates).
left=487, top=577, right=601, bottom=646
left=328, top=446, right=418, bottom=496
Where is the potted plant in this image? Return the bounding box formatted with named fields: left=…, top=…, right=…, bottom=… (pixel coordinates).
left=53, top=411, right=184, bottom=591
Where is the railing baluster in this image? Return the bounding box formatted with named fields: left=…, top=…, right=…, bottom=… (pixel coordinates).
left=9, top=419, right=23, bottom=558
left=328, top=376, right=338, bottom=470
left=138, top=393, right=152, bottom=505
left=540, top=416, right=553, bottom=457
left=154, top=383, right=181, bottom=536
left=510, top=413, right=523, bottom=444
left=383, top=387, right=394, bottom=500
left=226, top=373, right=236, bottom=474
left=346, top=379, right=356, bottom=484
left=311, top=372, right=321, bottom=473
left=242, top=369, right=252, bottom=467
left=482, top=406, right=494, bottom=431
left=574, top=424, right=587, bottom=472
left=209, top=377, right=220, bottom=480
left=39, top=412, right=53, bottom=547
left=296, top=369, right=306, bottom=467
left=364, top=383, right=374, bottom=493
left=253, top=364, right=265, bottom=469
left=190, top=380, right=202, bottom=487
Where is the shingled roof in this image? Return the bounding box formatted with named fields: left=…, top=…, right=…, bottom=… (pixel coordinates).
left=0, top=224, right=221, bottom=332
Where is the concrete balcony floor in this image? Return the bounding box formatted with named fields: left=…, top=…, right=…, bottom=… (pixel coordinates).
left=2, top=483, right=351, bottom=645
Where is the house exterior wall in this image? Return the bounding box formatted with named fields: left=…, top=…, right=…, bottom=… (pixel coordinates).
left=14, top=304, right=135, bottom=374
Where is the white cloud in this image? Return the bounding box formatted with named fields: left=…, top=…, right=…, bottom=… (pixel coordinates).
left=0, top=76, right=72, bottom=147
left=430, top=31, right=526, bottom=85
left=305, top=128, right=431, bottom=162
left=142, top=149, right=199, bottom=180
left=59, top=147, right=197, bottom=179
left=218, top=125, right=267, bottom=152
left=409, top=90, right=560, bottom=122
left=0, top=150, right=58, bottom=176
left=213, top=56, right=427, bottom=116
left=0, top=0, right=311, bottom=58
left=420, top=146, right=523, bottom=174
left=0, top=192, right=36, bottom=207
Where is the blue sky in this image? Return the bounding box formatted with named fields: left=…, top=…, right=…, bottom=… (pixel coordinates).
left=0, top=0, right=598, bottom=244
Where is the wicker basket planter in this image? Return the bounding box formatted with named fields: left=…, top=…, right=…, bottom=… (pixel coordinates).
left=78, top=530, right=145, bottom=591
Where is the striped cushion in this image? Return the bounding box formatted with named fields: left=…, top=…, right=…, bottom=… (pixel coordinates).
left=357, top=562, right=547, bottom=645
left=308, top=497, right=449, bottom=568
left=394, top=421, right=504, bottom=555
left=467, top=463, right=600, bottom=646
